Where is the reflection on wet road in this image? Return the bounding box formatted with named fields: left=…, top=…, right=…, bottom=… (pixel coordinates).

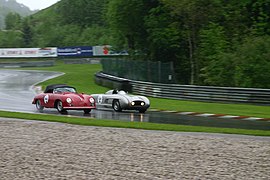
left=39, top=108, right=270, bottom=130
left=0, top=70, right=63, bottom=112
left=0, top=69, right=269, bottom=130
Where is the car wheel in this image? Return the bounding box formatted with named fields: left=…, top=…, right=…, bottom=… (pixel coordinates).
left=84, top=109, right=91, bottom=114
left=139, top=109, right=146, bottom=113
left=112, top=100, right=122, bottom=112
left=56, top=100, right=66, bottom=114
left=36, top=100, right=44, bottom=112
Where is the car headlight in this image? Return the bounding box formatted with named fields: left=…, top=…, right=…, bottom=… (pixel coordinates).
left=131, top=102, right=135, bottom=106
left=66, top=98, right=72, bottom=104
left=89, top=97, right=95, bottom=104
left=141, top=102, right=145, bottom=106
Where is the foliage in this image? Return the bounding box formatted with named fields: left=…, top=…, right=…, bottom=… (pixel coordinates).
left=246, top=0, right=270, bottom=35
left=57, top=0, right=109, bottom=27
left=160, top=0, right=221, bottom=84
left=0, top=30, right=23, bottom=47
left=28, top=0, right=110, bottom=47
left=200, top=35, right=270, bottom=88
left=232, top=36, right=270, bottom=88
left=106, top=0, right=150, bottom=51
left=78, top=25, right=112, bottom=46
left=1, top=0, right=270, bottom=88
left=5, top=12, right=21, bottom=30
left=21, top=18, right=33, bottom=47
left=198, top=23, right=230, bottom=85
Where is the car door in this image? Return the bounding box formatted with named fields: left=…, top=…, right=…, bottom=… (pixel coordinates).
left=42, top=93, right=57, bottom=108
left=97, top=94, right=116, bottom=107
left=96, top=94, right=110, bottom=106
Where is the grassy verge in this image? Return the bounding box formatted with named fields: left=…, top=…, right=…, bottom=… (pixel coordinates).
left=1, top=61, right=269, bottom=136
left=21, top=61, right=270, bottom=118
left=149, top=98, right=270, bottom=118
left=0, top=110, right=269, bottom=136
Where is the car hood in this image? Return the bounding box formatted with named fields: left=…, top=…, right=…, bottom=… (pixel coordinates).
left=122, top=95, right=145, bottom=102
left=62, top=92, right=89, bottom=100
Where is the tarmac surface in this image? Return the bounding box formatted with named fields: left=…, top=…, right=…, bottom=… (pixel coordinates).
left=0, top=69, right=269, bottom=130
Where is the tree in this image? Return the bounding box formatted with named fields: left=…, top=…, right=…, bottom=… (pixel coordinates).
left=161, top=0, right=221, bottom=84
left=22, top=19, right=33, bottom=47
left=246, top=0, right=270, bottom=35
left=233, top=36, right=270, bottom=88
left=58, top=0, right=109, bottom=27
left=78, top=25, right=111, bottom=46
left=106, top=0, right=151, bottom=50
left=5, top=12, right=21, bottom=30
left=198, top=23, right=229, bottom=85
left=199, top=35, right=270, bottom=88
left=0, top=30, right=23, bottom=47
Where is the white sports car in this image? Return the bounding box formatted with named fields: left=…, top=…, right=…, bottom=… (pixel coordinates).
left=91, top=90, right=150, bottom=113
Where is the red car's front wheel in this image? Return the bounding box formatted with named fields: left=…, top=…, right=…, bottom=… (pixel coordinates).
left=84, top=109, right=91, bottom=114
left=36, top=100, right=44, bottom=112
left=56, top=100, right=67, bottom=114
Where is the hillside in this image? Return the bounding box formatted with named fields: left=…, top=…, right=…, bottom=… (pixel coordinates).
left=0, top=0, right=35, bottom=29
left=27, top=0, right=110, bottom=47
left=1, top=0, right=270, bottom=88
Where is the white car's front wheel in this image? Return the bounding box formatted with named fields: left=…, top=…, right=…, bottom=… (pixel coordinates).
left=139, top=109, right=146, bottom=113
left=113, top=100, right=122, bottom=112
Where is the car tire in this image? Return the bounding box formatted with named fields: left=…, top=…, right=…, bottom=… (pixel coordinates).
left=36, top=100, right=44, bottom=112
left=56, top=100, right=67, bottom=114
left=112, top=100, right=122, bottom=112
left=84, top=109, right=91, bottom=114
left=139, top=109, right=146, bottom=113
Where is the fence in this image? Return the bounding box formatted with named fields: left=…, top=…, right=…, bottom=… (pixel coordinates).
left=95, top=72, right=270, bottom=105
left=101, top=59, right=175, bottom=83
left=0, top=60, right=55, bottom=68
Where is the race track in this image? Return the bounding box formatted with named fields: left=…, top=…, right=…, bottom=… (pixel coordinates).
left=0, top=69, right=269, bottom=130
left=0, top=70, right=62, bottom=112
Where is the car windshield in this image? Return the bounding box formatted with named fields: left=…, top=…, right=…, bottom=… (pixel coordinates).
left=53, top=87, right=76, bottom=93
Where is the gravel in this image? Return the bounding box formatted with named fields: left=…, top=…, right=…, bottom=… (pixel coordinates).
left=0, top=118, right=269, bottom=180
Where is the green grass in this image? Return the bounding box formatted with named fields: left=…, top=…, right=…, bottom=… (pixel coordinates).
left=22, top=61, right=270, bottom=119
left=1, top=60, right=270, bottom=136
left=24, top=61, right=109, bottom=94
left=0, top=110, right=269, bottom=136
left=149, top=98, right=270, bottom=118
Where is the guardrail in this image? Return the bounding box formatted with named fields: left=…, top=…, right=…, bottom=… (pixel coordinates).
left=95, top=72, right=270, bottom=105
left=131, top=81, right=270, bottom=105
left=0, top=60, right=55, bottom=68
left=62, top=58, right=100, bottom=64
left=95, top=72, right=132, bottom=92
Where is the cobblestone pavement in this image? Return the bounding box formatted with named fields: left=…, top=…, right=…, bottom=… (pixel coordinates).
left=0, top=118, right=269, bottom=180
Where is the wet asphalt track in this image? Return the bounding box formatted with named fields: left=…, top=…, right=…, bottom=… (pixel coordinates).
left=0, top=69, right=269, bottom=130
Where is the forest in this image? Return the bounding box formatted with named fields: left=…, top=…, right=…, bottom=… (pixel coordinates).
left=0, top=0, right=270, bottom=88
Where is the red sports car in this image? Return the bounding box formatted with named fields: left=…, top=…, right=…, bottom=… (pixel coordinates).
left=32, top=84, right=96, bottom=114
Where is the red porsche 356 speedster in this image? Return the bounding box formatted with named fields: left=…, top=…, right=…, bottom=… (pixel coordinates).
left=32, top=84, right=96, bottom=114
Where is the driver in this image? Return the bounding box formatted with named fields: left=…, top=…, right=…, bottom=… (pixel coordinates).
left=112, top=89, right=118, bottom=94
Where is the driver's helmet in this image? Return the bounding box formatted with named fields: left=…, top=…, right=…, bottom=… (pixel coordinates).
left=112, top=89, right=118, bottom=94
